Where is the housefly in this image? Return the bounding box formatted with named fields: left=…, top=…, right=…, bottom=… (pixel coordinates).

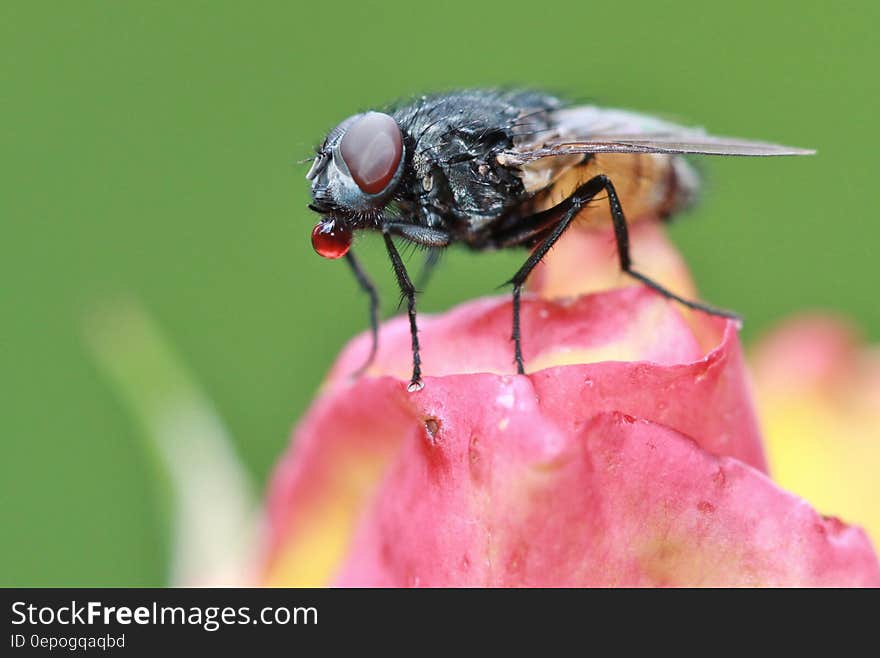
left=304, top=89, right=813, bottom=391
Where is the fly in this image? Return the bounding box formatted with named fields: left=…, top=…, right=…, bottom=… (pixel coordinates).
left=304, top=89, right=813, bottom=391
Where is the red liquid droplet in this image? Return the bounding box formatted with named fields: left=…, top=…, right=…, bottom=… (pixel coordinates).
left=311, top=221, right=353, bottom=259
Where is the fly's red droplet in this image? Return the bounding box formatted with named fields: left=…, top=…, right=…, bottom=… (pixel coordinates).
left=339, top=112, right=403, bottom=195
left=311, top=220, right=353, bottom=259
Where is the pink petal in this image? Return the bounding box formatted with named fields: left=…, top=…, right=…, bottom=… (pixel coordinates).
left=327, top=287, right=765, bottom=470
left=263, top=287, right=773, bottom=585
left=337, top=407, right=879, bottom=586
left=327, top=287, right=703, bottom=384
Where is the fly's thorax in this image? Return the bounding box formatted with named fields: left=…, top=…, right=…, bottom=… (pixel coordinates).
left=390, top=91, right=559, bottom=230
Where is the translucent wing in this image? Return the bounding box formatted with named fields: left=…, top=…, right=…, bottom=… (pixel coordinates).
left=501, top=106, right=815, bottom=165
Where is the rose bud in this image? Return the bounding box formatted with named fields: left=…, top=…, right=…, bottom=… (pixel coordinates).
left=261, top=222, right=880, bottom=586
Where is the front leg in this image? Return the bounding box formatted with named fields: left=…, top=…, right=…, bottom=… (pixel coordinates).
left=382, top=223, right=451, bottom=248
left=382, top=232, right=425, bottom=391
left=381, top=222, right=453, bottom=391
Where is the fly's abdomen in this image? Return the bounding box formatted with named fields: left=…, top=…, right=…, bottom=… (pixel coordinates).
left=521, top=152, right=700, bottom=227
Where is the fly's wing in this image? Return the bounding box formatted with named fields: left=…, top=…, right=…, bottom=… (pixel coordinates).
left=499, top=106, right=815, bottom=166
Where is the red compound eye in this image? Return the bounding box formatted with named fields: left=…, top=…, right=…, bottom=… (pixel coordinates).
left=339, top=112, right=403, bottom=195
left=311, top=220, right=352, bottom=259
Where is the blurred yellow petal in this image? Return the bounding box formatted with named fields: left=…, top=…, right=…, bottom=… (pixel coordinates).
left=750, top=315, right=880, bottom=546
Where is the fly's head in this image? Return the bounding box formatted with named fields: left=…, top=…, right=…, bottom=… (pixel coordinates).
left=306, top=112, right=405, bottom=259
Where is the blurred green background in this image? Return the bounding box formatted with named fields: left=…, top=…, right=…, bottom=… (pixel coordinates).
left=2, top=0, right=878, bottom=585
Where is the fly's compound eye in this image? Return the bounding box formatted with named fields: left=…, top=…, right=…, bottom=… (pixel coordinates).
left=311, top=220, right=353, bottom=259
left=339, top=112, right=403, bottom=195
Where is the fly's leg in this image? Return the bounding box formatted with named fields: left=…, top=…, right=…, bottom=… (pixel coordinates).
left=380, top=223, right=451, bottom=391
left=504, top=178, right=603, bottom=374
left=503, top=174, right=738, bottom=375
left=383, top=232, right=424, bottom=392
left=344, top=251, right=380, bottom=377
left=600, top=176, right=740, bottom=320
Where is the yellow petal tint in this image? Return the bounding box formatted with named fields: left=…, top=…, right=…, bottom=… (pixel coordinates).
left=262, top=380, right=411, bottom=586
left=264, top=451, right=389, bottom=586
left=527, top=220, right=695, bottom=302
